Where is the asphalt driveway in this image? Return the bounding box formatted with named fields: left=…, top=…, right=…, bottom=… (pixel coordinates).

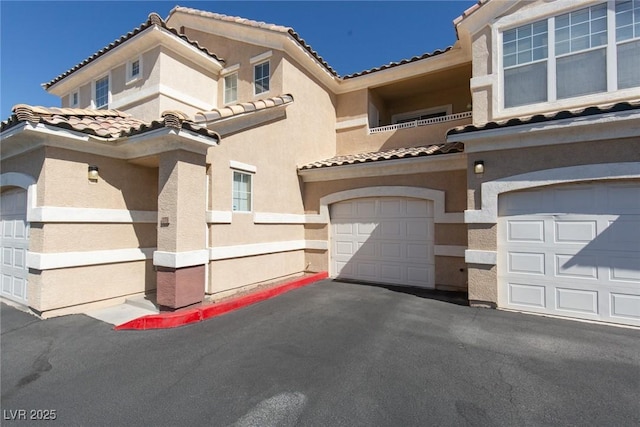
left=2, top=280, right=639, bottom=426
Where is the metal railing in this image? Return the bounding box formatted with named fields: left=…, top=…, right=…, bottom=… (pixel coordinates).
left=368, top=111, right=472, bottom=134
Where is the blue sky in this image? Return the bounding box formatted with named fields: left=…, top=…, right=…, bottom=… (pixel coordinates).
left=0, top=1, right=476, bottom=119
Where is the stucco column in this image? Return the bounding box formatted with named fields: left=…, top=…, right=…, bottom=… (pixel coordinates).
left=154, top=149, right=208, bottom=309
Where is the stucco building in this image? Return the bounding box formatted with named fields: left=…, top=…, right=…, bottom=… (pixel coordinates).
left=1, top=1, right=639, bottom=327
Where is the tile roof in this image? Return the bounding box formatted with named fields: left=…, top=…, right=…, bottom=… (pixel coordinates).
left=193, top=94, right=294, bottom=124
left=1, top=105, right=219, bottom=141
left=170, top=7, right=339, bottom=77
left=447, top=101, right=640, bottom=136
left=43, top=13, right=224, bottom=90
left=299, top=143, right=464, bottom=170
left=341, top=47, right=453, bottom=79
left=171, top=6, right=454, bottom=80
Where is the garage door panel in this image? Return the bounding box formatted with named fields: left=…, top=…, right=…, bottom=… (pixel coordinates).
left=379, top=264, right=402, bottom=282
left=610, top=293, right=640, bottom=320
left=380, top=199, right=403, bottom=216
left=555, top=221, right=597, bottom=243
left=356, top=200, right=376, bottom=216
left=380, top=242, right=402, bottom=259
left=380, top=221, right=401, bottom=238
left=508, top=282, right=546, bottom=308
left=556, top=288, right=598, bottom=314
left=508, top=252, right=545, bottom=275
left=555, top=254, right=598, bottom=279
left=499, top=182, right=640, bottom=327
left=406, top=199, right=432, bottom=217
left=508, top=220, right=545, bottom=242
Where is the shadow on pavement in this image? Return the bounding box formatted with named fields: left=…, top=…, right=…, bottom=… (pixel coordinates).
left=333, top=279, right=469, bottom=306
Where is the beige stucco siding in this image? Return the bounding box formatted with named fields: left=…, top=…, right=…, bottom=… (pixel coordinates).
left=209, top=250, right=305, bottom=294
left=467, top=137, right=640, bottom=210
left=1, top=148, right=45, bottom=205
left=210, top=219, right=303, bottom=247
left=42, top=147, right=158, bottom=210
left=31, top=223, right=156, bottom=253
left=28, top=260, right=155, bottom=314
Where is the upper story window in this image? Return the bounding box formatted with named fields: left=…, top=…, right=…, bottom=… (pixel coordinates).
left=70, top=91, right=79, bottom=108
left=224, top=73, right=238, bottom=104
left=94, top=76, right=109, bottom=109
left=254, top=61, right=270, bottom=95
left=126, top=57, right=142, bottom=84
left=502, top=1, right=640, bottom=109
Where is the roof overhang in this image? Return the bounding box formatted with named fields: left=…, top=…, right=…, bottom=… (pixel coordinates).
left=298, top=152, right=466, bottom=183
left=447, top=108, right=640, bottom=153
left=46, top=25, right=224, bottom=96
left=1, top=122, right=218, bottom=162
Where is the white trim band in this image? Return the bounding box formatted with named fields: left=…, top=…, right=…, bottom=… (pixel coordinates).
left=153, top=249, right=209, bottom=268
left=207, top=210, right=233, bottom=224
left=28, top=247, right=155, bottom=270
left=253, top=212, right=326, bottom=224
left=229, top=160, right=257, bottom=173
left=210, top=240, right=328, bottom=260
left=434, top=245, right=467, bottom=258
left=465, top=250, right=497, bottom=265
left=250, top=50, right=273, bottom=64
left=29, top=207, right=157, bottom=223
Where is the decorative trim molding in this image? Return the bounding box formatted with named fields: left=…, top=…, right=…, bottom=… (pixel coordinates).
left=209, top=240, right=327, bottom=260
left=253, top=212, right=326, bottom=224
left=335, top=116, right=368, bottom=131
left=153, top=249, right=209, bottom=268
left=28, top=247, right=155, bottom=270
left=465, top=162, right=640, bottom=224
left=229, top=160, right=257, bottom=173
left=29, top=207, right=157, bottom=223
left=250, top=50, right=273, bottom=64
left=465, top=250, right=497, bottom=265
left=206, top=210, right=233, bottom=224
left=318, top=186, right=463, bottom=224
left=434, top=245, right=467, bottom=258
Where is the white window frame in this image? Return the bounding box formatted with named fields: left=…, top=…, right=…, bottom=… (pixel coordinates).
left=494, top=0, right=640, bottom=117
left=253, top=61, right=270, bottom=96
left=391, top=105, right=452, bottom=124
left=70, top=90, right=79, bottom=108
left=224, top=72, right=238, bottom=105
left=126, top=56, right=142, bottom=84
left=230, top=161, right=256, bottom=213
left=251, top=52, right=272, bottom=97
left=92, top=74, right=110, bottom=109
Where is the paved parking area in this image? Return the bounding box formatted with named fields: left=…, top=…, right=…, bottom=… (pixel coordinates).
left=2, top=280, right=639, bottom=426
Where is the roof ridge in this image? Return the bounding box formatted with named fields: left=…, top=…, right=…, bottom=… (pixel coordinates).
left=43, top=12, right=224, bottom=90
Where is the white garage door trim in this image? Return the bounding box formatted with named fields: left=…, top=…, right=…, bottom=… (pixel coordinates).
left=1, top=188, right=30, bottom=305
left=330, top=197, right=435, bottom=288
left=498, top=182, right=640, bottom=327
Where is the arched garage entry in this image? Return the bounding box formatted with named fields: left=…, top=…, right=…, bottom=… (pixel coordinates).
left=320, top=187, right=456, bottom=289
left=0, top=173, right=36, bottom=306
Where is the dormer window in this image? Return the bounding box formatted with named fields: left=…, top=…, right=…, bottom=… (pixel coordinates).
left=127, top=57, right=142, bottom=84
left=250, top=51, right=272, bottom=96
left=224, top=73, right=238, bottom=104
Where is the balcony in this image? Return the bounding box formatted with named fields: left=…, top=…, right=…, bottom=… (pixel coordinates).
left=369, top=111, right=472, bottom=134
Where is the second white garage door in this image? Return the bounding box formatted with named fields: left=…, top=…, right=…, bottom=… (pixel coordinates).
left=331, top=197, right=434, bottom=288
left=498, top=182, right=640, bottom=327
left=1, top=188, right=29, bottom=306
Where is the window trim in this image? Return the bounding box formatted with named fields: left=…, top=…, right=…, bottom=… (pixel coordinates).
left=70, top=90, right=80, bottom=108
left=126, top=56, right=142, bottom=84
left=92, top=74, right=110, bottom=109
left=223, top=72, right=238, bottom=105
left=253, top=60, right=270, bottom=96
left=496, top=0, right=640, bottom=115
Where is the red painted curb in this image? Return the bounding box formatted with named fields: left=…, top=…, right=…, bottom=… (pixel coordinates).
left=115, top=271, right=328, bottom=331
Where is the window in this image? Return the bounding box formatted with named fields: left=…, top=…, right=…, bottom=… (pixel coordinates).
left=70, top=91, right=79, bottom=107
left=94, top=76, right=109, bottom=109
left=127, top=57, right=142, bottom=83
left=254, top=61, right=270, bottom=95
left=502, top=1, right=640, bottom=109
left=232, top=171, right=252, bottom=212
left=616, top=0, right=640, bottom=89
left=224, top=73, right=238, bottom=104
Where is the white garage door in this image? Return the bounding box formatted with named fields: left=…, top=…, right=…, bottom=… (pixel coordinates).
left=1, top=188, right=29, bottom=305
left=331, top=197, right=434, bottom=288
left=498, top=182, right=640, bottom=326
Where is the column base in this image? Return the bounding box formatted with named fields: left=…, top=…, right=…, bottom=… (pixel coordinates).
left=156, top=265, right=205, bottom=309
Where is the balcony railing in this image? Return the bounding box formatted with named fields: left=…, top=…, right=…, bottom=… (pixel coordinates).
left=368, top=111, right=472, bottom=134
